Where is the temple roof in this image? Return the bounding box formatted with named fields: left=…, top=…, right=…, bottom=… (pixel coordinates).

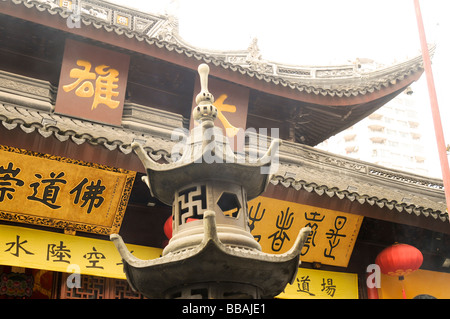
left=0, top=0, right=446, bottom=231
left=1, top=0, right=429, bottom=146
left=2, top=0, right=426, bottom=96
left=166, top=30, right=428, bottom=99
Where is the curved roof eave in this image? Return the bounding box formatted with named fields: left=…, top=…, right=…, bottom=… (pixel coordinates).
left=2, top=0, right=429, bottom=104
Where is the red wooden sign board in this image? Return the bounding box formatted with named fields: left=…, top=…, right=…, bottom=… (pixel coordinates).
left=55, top=39, right=130, bottom=126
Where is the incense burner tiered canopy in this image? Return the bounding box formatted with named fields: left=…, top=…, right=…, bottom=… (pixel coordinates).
left=111, top=64, right=310, bottom=299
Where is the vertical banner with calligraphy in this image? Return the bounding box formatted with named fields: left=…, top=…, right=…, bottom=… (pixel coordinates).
left=55, top=39, right=130, bottom=126
left=248, top=196, right=363, bottom=267
left=190, top=76, right=250, bottom=151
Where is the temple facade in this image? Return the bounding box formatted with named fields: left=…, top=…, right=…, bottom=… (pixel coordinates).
left=0, top=0, right=448, bottom=299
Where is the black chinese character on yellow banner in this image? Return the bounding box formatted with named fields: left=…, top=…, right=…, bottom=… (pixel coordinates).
left=63, top=60, right=120, bottom=110
left=47, top=241, right=71, bottom=264
left=324, top=216, right=347, bottom=260
left=83, top=247, right=106, bottom=269
left=302, top=212, right=325, bottom=256
left=297, top=275, right=315, bottom=296
left=321, top=278, right=337, bottom=297
left=0, top=162, right=24, bottom=202
left=5, top=235, right=34, bottom=257
left=70, top=178, right=106, bottom=214
left=248, top=202, right=265, bottom=242
left=27, top=172, right=66, bottom=209
left=268, top=207, right=294, bottom=252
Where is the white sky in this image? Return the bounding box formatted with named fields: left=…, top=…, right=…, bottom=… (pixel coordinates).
left=108, top=0, right=450, bottom=178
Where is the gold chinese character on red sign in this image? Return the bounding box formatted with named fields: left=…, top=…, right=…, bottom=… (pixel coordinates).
left=213, top=94, right=239, bottom=138
left=63, top=60, right=120, bottom=110
left=55, top=39, right=129, bottom=126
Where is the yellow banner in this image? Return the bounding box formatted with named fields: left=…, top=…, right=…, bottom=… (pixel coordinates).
left=248, top=196, right=363, bottom=267
left=0, top=224, right=162, bottom=279
left=278, top=268, right=358, bottom=299
left=0, top=145, right=135, bottom=234
left=378, top=269, right=450, bottom=299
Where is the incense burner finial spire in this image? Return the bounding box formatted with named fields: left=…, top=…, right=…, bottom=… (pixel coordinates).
left=193, top=64, right=217, bottom=123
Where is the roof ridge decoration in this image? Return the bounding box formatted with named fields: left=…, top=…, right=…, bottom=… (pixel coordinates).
left=5, top=0, right=431, bottom=96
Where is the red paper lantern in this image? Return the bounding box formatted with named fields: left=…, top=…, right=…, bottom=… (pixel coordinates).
left=163, top=216, right=198, bottom=240
left=375, top=243, right=423, bottom=298
left=163, top=216, right=173, bottom=239
left=376, top=243, right=423, bottom=277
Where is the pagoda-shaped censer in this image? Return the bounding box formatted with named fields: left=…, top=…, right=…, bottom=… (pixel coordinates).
left=111, top=64, right=311, bottom=299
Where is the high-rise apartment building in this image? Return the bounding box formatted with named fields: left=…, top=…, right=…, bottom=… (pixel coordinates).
left=317, top=87, right=428, bottom=176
